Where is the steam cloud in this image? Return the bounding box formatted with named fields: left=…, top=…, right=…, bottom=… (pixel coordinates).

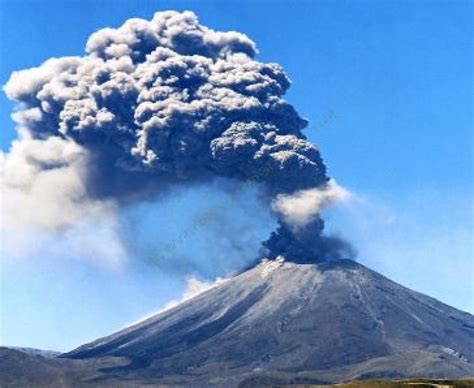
left=2, top=11, right=353, bottom=265
left=272, top=180, right=349, bottom=231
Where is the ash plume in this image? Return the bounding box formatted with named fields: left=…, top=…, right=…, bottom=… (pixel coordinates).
left=2, top=11, right=353, bottom=265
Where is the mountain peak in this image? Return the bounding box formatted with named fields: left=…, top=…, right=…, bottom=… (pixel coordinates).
left=63, top=259, right=474, bottom=385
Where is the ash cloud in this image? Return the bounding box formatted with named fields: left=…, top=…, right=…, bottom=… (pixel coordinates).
left=2, top=10, right=353, bottom=265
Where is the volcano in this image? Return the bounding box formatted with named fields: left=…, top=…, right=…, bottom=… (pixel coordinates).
left=49, top=258, right=473, bottom=386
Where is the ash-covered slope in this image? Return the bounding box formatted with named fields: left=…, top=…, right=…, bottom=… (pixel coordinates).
left=64, top=259, right=474, bottom=385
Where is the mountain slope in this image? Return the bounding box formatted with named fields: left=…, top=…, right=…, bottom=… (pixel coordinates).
left=63, top=259, right=474, bottom=385
left=0, top=347, right=131, bottom=388
left=6, top=346, right=61, bottom=358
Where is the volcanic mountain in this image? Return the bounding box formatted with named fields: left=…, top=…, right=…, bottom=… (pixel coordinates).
left=52, top=258, right=474, bottom=386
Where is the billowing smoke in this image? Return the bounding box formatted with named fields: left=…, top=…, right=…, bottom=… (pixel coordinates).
left=2, top=11, right=353, bottom=265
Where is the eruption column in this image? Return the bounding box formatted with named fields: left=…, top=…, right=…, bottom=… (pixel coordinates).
left=2, top=11, right=353, bottom=264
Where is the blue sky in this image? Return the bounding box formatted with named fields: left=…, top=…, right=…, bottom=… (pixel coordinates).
left=0, top=0, right=472, bottom=351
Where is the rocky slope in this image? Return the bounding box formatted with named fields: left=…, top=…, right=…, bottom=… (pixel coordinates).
left=60, top=259, right=474, bottom=386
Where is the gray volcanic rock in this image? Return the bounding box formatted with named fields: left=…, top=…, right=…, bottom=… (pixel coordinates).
left=61, top=259, right=474, bottom=386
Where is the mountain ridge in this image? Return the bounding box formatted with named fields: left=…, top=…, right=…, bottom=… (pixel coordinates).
left=4, top=346, right=61, bottom=359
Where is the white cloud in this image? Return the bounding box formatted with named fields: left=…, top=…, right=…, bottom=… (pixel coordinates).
left=0, top=135, right=126, bottom=270
left=272, top=179, right=350, bottom=230
left=0, top=135, right=115, bottom=231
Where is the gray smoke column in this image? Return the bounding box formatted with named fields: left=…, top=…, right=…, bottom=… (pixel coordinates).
left=3, top=11, right=353, bottom=263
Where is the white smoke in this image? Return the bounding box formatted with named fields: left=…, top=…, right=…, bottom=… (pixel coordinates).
left=272, top=180, right=350, bottom=231
left=160, top=275, right=228, bottom=312
left=123, top=275, right=229, bottom=328
left=0, top=134, right=125, bottom=269
left=0, top=135, right=115, bottom=231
